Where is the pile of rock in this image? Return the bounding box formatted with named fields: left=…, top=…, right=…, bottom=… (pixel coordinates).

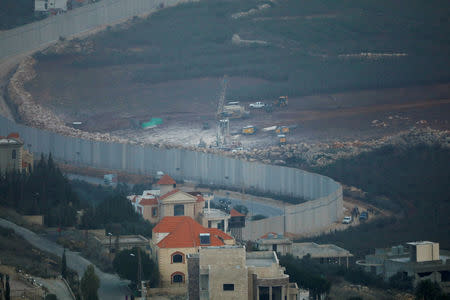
left=7, top=57, right=127, bottom=144
left=39, top=38, right=95, bottom=56
left=231, top=127, right=449, bottom=168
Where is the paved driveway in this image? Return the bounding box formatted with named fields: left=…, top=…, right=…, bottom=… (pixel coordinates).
left=0, top=218, right=131, bottom=300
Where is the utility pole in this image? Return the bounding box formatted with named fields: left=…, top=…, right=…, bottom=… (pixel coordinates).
left=137, top=248, right=142, bottom=287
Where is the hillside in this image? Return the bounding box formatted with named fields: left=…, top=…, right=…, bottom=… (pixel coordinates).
left=301, top=144, right=450, bottom=257
left=19, top=0, right=450, bottom=147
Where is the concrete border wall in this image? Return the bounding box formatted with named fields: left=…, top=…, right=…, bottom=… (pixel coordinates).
left=0, top=0, right=343, bottom=238
left=0, top=0, right=197, bottom=62
left=243, top=186, right=343, bottom=240
left=0, top=116, right=343, bottom=237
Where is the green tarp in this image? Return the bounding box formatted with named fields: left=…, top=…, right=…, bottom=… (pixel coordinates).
left=141, top=118, right=163, bottom=129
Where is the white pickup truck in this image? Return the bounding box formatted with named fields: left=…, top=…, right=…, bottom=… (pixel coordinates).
left=249, top=101, right=265, bottom=108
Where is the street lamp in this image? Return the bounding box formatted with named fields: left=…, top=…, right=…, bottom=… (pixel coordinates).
left=130, top=249, right=143, bottom=294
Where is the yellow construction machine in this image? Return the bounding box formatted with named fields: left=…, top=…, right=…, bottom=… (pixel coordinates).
left=275, top=126, right=289, bottom=134
left=274, top=96, right=288, bottom=107
left=278, top=134, right=287, bottom=145
left=242, top=125, right=256, bottom=135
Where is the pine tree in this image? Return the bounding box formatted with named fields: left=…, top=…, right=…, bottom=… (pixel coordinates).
left=80, top=265, right=100, bottom=300
left=61, top=248, right=67, bottom=279
left=5, top=275, right=10, bottom=300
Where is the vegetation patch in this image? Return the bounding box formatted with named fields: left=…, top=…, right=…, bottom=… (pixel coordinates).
left=301, top=144, right=450, bottom=257
left=35, top=0, right=450, bottom=99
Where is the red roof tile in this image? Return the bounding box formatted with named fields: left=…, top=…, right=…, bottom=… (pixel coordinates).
left=7, top=132, right=19, bottom=139
left=157, top=174, right=176, bottom=185
left=208, top=228, right=233, bottom=240
left=154, top=216, right=232, bottom=248
left=139, top=198, right=158, bottom=206
left=186, top=192, right=205, bottom=203
left=159, top=189, right=180, bottom=200
left=230, top=208, right=245, bottom=217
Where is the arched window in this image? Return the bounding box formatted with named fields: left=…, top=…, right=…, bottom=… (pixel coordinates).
left=12, top=149, right=16, bottom=159
left=171, top=252, right=184, bottom=263
left=171, top=272, right=184, bottom=283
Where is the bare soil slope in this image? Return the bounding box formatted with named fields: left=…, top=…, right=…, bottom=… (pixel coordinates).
left=23, top=0, right=450, bottom=147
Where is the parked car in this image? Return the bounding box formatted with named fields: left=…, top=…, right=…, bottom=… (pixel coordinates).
left=342, top=216, right=352, bottom=224
left=359, top=211, right=369, bottom=221
left=232, top=147, right=244, bottom=153
left=249, top=101, right=265, bottom=108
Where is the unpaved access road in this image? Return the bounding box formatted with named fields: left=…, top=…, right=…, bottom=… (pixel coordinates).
left=0, top=218, right=131, bottom=300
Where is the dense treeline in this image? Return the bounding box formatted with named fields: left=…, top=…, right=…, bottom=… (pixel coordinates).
left=303, top=144, right=450, bottom=256
left=0, top=154, right=79, bottom=227
left=0, top=155, right=152, bottom=235
left=76, top=182, right=153, bottom=237
left=0, top=0, right=40, bottom=29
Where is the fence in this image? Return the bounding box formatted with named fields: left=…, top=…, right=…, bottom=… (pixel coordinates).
left=0, top=0, right=197, bottom=62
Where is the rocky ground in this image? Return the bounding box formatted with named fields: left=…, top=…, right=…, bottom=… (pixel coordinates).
left=2, top=39, right=450, bottom=169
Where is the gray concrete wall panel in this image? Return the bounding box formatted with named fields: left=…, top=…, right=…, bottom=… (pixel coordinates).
left=1, top=115, right=343, bottom=238
left=0, top=0, right=197, bottom=62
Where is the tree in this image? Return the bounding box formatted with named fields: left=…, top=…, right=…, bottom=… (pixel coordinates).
left=61, top=248, right=67, bottom=279
left=233, top=204, right=248, bottom=215
left=415, top=280, right=442, bottom=300
left=389, top=271, right=413, bottom=291
left=80, top=265, right=100, bottom=300
left=113, top=248, right=159, bottom=287
left=5, top=275, right=10, bottom=300
left=251, top=214, right=267, bottom=221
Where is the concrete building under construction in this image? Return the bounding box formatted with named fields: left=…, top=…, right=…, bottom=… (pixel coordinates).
left=358, top=241, right=450, bottom=292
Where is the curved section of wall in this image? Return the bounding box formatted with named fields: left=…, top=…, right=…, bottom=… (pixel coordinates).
left=0, top=0, right=197, bottom=62
left=243, top=186, right=343, bottom=240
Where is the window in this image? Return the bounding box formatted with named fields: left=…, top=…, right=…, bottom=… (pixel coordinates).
left=272, top=286, right=282, bottom=300
left=172, top=252, right=183, bottom=263
left=223, top=284, right=234, bottom=291
left=259, top=286, right=269, bottom=300
left=174, top=204, right=184, bottom=216
left=200, top=233, right=210, bottom=245
left=171, top=272, right=184, bottom=283
left=12, top=150, right=16, bottom=159
left=218, top=220, right=224, bottom=231
left=152, top=207, right=158, bottom=217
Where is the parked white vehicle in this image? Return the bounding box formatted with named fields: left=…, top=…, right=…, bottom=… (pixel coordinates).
left=249, top=101, right=265, bottom=108
left=342, top=216, right=352, bottom=224
left=231, top=147, right=244, bottom=153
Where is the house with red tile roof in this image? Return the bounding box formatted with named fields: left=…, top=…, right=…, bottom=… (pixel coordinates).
left=229, top=208, right=247, bottom=241
left=126, top=174, right=205, bottom=224
left=150, top=216, right=234, bottom=289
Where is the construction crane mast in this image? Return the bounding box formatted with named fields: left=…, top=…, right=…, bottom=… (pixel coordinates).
left=216, top=76, right=230, bottom=147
